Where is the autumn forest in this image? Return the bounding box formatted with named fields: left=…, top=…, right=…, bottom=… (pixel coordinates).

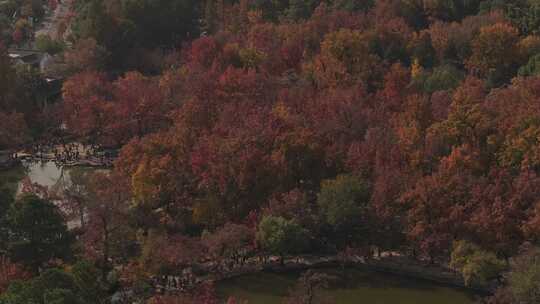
left=2, top=0, right=540, bottom=303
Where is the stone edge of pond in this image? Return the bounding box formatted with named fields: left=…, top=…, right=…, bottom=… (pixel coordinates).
left=168, top=255, right=492, bottom=295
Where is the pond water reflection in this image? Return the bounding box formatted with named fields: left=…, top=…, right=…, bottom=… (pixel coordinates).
left=0, top=160, right=101, bottom=196
left=217, top=268, right=477, bottom=304
left=21, top=160, right=69, bottom=188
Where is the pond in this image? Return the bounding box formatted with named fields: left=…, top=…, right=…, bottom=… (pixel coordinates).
left=0, top=142, right=113, bottom=194
left=217, top=268, right=477, bottom=304
left=0, top=160, right=104, bottom=230
left=0, top=161, right=67, bottom=195
left=0, top=160, right=99, bottom=195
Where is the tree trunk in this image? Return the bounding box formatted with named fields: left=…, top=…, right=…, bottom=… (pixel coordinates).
left=102, top=218, right=109, bottom=281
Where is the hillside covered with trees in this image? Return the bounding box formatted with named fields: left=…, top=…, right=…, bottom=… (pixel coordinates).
left=3, top=0, right=540, bottom=303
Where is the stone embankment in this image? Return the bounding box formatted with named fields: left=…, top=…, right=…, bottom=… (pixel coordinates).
left=150, top=253, right=486, bottom=295
left=14, top=142, right=116, bottom=168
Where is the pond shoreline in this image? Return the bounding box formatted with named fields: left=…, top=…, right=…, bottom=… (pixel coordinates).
left=154, top=254, right=490, bottom=296
left=214, top=264, right=478, bottom=304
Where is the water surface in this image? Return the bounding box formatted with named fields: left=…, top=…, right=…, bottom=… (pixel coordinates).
left=217, top=268, right=477, bottom=304
left=0, top=161, right=97, bottom=195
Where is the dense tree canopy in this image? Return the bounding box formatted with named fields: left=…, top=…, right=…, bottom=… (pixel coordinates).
left=257, top=216, right=309, bottom=262
left=6, top=195, right=73, bottom=272
left=71, top=0, right=200, bottom=71
left=56, top=2, right=540, bottom=294
left=7, top=0, right=540, bottom=302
